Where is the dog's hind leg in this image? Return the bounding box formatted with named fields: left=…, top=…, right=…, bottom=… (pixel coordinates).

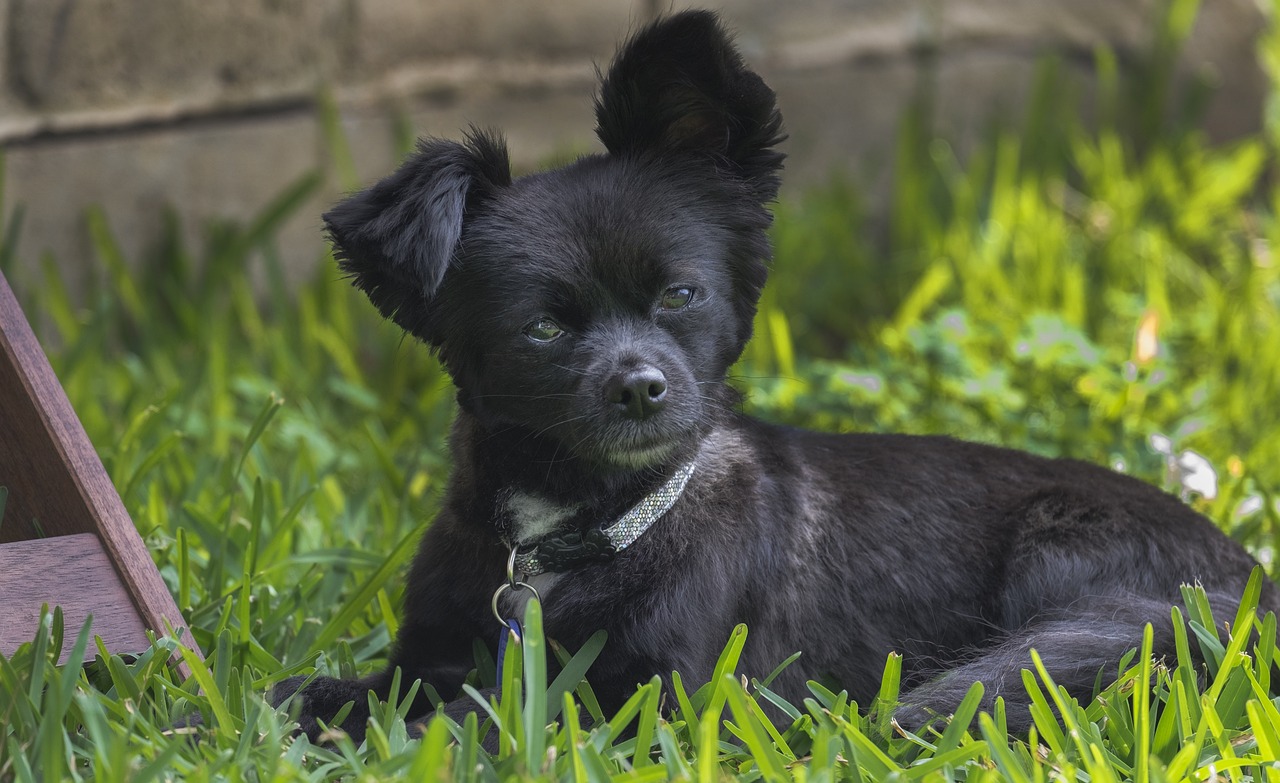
left=894, top=590, right=1257, bottom=735
left=895, top=596, right=1163, bottom=733
left=897, top=486, right=1275, bottom=734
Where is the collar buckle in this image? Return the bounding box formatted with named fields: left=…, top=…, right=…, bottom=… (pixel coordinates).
left=534, top=528, right=616, bottom=572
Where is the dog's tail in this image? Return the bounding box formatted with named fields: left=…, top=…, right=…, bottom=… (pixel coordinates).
left=895, top=587, right=1277, bottom=735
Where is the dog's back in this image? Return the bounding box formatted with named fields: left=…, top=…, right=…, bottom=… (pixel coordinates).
left=694, top=417, right=1276, bottom=726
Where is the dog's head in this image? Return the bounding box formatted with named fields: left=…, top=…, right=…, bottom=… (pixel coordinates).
left=326, top=11, right=784, bottom=470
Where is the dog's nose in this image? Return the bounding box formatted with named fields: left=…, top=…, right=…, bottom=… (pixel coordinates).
left=605, top=366, right=668, bottom=420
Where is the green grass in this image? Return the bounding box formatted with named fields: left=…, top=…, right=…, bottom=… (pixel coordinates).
left=3, top=0, right=1280, bottom=778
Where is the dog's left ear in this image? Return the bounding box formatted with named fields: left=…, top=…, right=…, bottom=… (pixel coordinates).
left=595, top=10, right=785, bottom=200
left=325, top=129, right=511, bottom=344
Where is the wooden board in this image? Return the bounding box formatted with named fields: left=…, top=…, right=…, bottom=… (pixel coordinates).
left=0, top=533, right=150, bottom=663
left=0, top=271, right=191, bottom=662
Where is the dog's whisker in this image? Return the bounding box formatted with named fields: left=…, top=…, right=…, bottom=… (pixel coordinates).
left=467, top=393, right=586, bottom=402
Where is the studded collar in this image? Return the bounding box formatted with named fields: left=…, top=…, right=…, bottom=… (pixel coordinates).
left=504, top=460, right=696, bottom=577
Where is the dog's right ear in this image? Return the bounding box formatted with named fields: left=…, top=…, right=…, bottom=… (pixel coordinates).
left=595, top=10, right=784, bottom=201
left=325, top=130, right=510, bottom=344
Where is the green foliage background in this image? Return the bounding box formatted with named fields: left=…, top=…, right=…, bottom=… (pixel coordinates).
left=2, top=0, right=1280, bottom=779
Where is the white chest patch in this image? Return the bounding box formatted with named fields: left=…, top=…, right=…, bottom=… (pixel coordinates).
left=503, top=491, right=581, bottom=546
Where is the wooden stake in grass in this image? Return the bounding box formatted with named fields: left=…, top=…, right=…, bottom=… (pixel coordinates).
left=0, top=270, right=190, bottom=664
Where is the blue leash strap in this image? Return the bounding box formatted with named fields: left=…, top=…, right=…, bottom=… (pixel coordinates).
left=492, top=547, right=540, bottom=686
left=495, top=618, right=522, bottom=683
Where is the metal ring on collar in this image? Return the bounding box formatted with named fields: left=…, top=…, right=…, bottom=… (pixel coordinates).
left=505, top=546, right=520, bottom=589
left=491, top=580, right=541, bottom=628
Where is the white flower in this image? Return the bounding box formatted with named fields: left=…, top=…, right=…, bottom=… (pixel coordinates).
left=1174, top=450, right=1218, bottom=500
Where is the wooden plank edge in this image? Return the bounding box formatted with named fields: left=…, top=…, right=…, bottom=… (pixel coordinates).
left=0, top=273, right=199, bottom=666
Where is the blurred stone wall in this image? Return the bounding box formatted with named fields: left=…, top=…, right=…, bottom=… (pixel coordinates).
left=0, top=0, right=1267, bottom=299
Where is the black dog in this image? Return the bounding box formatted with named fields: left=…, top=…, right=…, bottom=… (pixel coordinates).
left=279, top=10, right=1277, bottom=739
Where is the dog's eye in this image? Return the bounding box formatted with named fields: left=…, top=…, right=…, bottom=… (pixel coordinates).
left=525, top=317, right=564, bottom=342
left=660, top=287, right=694, bottom=310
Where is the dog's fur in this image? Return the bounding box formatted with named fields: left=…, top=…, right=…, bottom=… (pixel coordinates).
left=279, top=11, right=1277, bottom=739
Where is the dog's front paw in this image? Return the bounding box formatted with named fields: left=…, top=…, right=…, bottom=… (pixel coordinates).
left=166, top=708, right=206, bottom=740
left=436, top=687, right=501, bottom=752
left=272, top=674, right=375, bottom=743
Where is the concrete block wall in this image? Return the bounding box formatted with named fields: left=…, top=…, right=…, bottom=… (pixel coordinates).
left=0, top=0, right=1268, bottom=300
